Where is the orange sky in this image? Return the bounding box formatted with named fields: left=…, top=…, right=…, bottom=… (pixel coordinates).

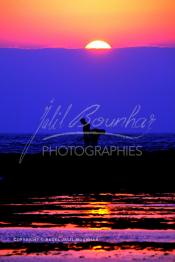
left=0, top=0, right=175, bottom=48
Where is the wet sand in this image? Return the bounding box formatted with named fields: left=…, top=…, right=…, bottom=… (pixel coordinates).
left=0, top=194, right=174, bottom=261
left=0, top=251, right=175, bottom=262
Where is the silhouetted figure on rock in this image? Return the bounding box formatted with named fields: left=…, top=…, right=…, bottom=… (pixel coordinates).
left=80, top=118, right=106, bottom=147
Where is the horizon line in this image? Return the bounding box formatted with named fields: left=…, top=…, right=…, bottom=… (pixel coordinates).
left=0, top=45, right=175, bottom=51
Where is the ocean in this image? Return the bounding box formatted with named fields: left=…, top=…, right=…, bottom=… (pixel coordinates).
left=0, top=134, right=175, bottom=154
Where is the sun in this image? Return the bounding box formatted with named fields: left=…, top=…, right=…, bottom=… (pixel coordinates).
left=85, top=40, right=112, bottom=49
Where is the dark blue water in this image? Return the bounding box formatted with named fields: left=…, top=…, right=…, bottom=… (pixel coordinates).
left=0, top=134, right=175, bottom=154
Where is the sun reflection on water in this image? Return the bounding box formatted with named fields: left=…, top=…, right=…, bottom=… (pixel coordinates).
left=88, top=202, right=111, bottom=217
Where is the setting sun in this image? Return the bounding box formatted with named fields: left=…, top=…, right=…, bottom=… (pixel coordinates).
left=85, top=40, right=112, bottom=49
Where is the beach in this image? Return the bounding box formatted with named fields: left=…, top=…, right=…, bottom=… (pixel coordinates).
left=0, top=137, right=175, bottom=261
left=0, top=148, right=175, bottom=193
left=0, top=193, right=174, bottom=261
